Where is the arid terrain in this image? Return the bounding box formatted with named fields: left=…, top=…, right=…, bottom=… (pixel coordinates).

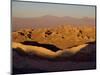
left=12, top=25, right=96, bottom=74
left=12, top=1, right=96, bottom=74
left=12, top=25, right=95, bottom=49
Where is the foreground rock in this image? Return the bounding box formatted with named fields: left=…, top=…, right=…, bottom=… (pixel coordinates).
left=12, top=41, right=91, bottom=59
left=12, top=41, right=96, bottom=74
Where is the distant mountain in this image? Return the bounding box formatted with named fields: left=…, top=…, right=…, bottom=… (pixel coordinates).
left=12, top=15, right=95, bottom=31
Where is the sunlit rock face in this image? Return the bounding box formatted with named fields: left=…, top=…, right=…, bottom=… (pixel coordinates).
left=12, top=25, right=95, bottom=49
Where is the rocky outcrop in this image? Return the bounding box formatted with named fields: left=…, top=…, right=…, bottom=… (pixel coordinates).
left=12, top=25, right=95, bottom=49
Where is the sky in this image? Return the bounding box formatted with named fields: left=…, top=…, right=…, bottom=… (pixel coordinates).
left=12, top=1, right=96, bottom=18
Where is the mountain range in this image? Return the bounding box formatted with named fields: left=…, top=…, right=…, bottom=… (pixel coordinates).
left=12, top=15, right=95, bottom=31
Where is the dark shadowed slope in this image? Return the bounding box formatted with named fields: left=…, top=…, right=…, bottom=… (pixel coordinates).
left=69, top=41, right=96, bottom=61
left=12, top=41, right=96, bottom=74
left=21, top=41, right=61, bottom=52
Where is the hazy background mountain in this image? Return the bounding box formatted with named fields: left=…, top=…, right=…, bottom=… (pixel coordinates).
left=12, top=15, right=95, bottom=31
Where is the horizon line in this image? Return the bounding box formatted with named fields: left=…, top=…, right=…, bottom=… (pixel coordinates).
left=12, top=15, right=95, bottom=19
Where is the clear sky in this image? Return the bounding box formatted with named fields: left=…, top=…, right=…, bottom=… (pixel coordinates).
left=12, top=1, right=95, bottom=18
